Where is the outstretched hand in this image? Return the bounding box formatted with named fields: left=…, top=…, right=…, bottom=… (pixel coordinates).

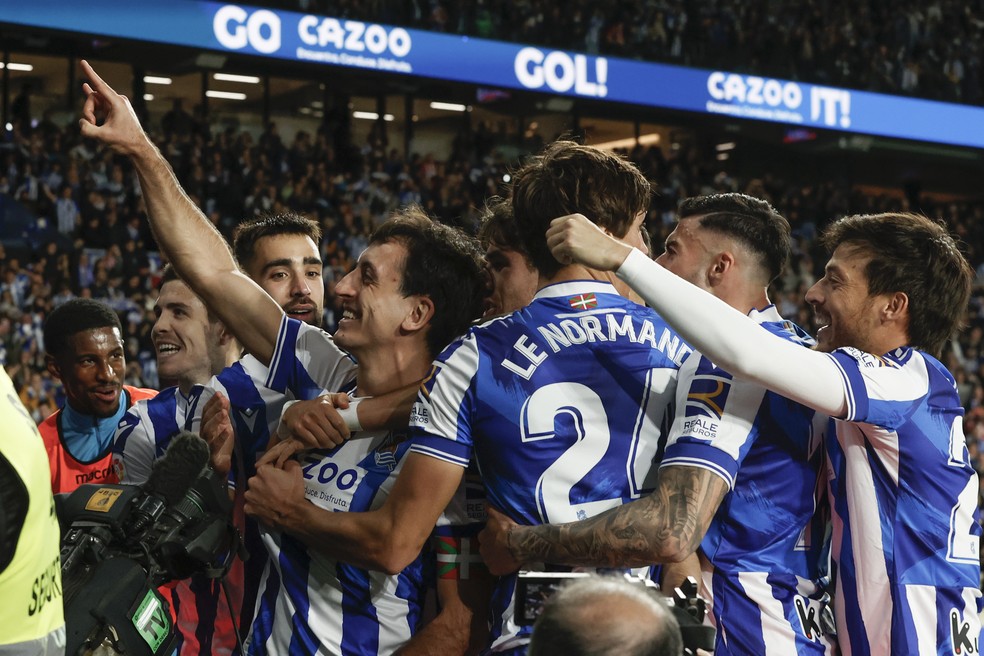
left=545, top=213, right=633, bottom=272
left=78, top=60, right=153, bottom=156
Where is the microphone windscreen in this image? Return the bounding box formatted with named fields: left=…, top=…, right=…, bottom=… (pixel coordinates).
left=144, top=431, right=210, bottom=505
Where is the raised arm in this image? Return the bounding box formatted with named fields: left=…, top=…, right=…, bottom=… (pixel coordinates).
left=546, top=213, right=848, bottom=417
left=78, top=60, right=281, bottom=364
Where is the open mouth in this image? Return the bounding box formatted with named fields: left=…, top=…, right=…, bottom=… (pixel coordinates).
left=156, top=342, right=180, bottom=356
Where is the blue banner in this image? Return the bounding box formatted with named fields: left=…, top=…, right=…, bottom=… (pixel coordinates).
left=5, top=1, right=984, bottom=149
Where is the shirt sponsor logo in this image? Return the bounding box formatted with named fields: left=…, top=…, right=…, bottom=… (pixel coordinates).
left=794, top=597, right=822, bottom=642
left=75, top=464, right=114, bottom=486
left=951, top=608, right=979, bottom=654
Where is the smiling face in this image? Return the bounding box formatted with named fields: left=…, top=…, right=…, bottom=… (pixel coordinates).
left=153, top=280, right=228, bottom=390
left=47, top=326, right=125, bottom=417
left=244, top=233, right=324, bottom=327
left=332, top=240, right=418, bottom=358
left=805, top=244, right=883, bottom=353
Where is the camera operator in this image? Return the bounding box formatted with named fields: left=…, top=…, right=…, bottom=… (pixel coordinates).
left=0, top=366, right=66, bottom=655
left=528, top=575, right=683, bottom=656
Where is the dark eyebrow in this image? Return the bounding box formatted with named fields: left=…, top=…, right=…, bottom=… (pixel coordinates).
left=261, top=256, right=324, bottom=273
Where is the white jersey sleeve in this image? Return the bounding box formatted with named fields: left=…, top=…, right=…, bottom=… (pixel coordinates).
left=617, top=248, right=848, bottom=417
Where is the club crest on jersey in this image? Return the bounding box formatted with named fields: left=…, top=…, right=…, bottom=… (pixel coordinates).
left=567, top=293, right=597, bottom=310
left=950, top=608, right=979, bottom=654
left=794, top=597, right=822, bottom=642
left=374, top=431, right=407, bottom=470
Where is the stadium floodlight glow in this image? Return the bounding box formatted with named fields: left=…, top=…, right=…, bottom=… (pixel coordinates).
left=213, top=73, right=260, bottom=84
left=716, top=153, right=730, bottom=161
left=715, top=142, right=737, bottom=151
left=352, top=111, right=394, bottom=121
left=590, top=133, right=662, bottom=151
left=143, top=75, right=172, bottom=85
left=0, top=62, right=33, bottom=71
left=205, top=90, right=247, bottom=100
left=429, top=101, right=467, bottom=112
left=143, top=94, right=154, bottom=101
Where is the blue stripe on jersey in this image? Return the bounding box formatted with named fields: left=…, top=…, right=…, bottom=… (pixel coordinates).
left=337, top=563, right=381, bottom=655
left=710, top=571, right=831, bottom=655
left=281, top=535, right=320, bottom=655
left=144, top=387, right=181, bottom=456
left=247, top=561, right=281, bottom=654
left=265, top=316, right=291, bottom=390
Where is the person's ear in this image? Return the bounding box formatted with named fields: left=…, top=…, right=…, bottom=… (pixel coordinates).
left=45, top=354, right=62, bottom=381
left=402, top=296, right=435, bottom=333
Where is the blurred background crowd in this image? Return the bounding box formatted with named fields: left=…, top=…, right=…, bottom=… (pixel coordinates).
left=3, top=0, right=984, bottom=504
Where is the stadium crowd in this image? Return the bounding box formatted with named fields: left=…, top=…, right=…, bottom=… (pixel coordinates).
left=269, top=0, right=984, bottom=106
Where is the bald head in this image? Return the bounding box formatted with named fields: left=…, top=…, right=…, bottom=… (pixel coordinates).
left=529, top=576, right=683, bottom=656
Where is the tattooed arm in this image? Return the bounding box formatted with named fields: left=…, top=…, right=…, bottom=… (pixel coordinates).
left=480, top=465, right=728, bottom=573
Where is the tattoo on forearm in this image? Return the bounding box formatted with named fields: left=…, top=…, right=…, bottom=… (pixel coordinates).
left=511, top=467, right=727, bottom=568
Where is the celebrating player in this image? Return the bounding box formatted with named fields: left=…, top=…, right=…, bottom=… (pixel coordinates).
left=78, top=60, right=491, bottom=655
left=546, top=209, right=981, bottom=655
left=480, top=193, right=835, bottom=655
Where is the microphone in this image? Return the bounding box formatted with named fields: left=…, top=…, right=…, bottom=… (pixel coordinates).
left=129, top=432, right=210, bottom=535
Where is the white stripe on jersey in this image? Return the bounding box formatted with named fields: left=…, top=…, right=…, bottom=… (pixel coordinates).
left=737, top=572, right=799, bottom=655
left=838, top=420, right=893, bottom=651
left=425, top=341, right=479, bottom=439
left=905, top=585, right=938, bottom=655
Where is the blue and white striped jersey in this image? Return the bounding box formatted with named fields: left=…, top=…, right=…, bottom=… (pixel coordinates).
left=112, top=352, right=320, bottom=486
left=246, top=427, right=424, bottom=655
left=112, top=319, right=356, bottom=656
left=826, top=346, right=982, bottom=656
left=409, top=281, right=689, bottom=653
left=246, top=318, right=482, bottom=656
left=662, top=306, right=834, bottom=655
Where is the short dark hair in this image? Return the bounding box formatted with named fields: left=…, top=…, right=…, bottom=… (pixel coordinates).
left=159, top=263, right=180, bottom=286
left=478, top=196, right=530, bottom=262
left=511, top=141, right=651, bottom=278
left=678, top=193, right=790, bottom=284
left=157, top=263, right=219, bottom=323
left=232, top=212, right=322, bottom=270
left=820, top=212, right=973, bottom=357
left=371, top=207, right=486, bottom=358
left=44, top=298, right=122, bottom=357
left=529, top=576, right=683, bottom=656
